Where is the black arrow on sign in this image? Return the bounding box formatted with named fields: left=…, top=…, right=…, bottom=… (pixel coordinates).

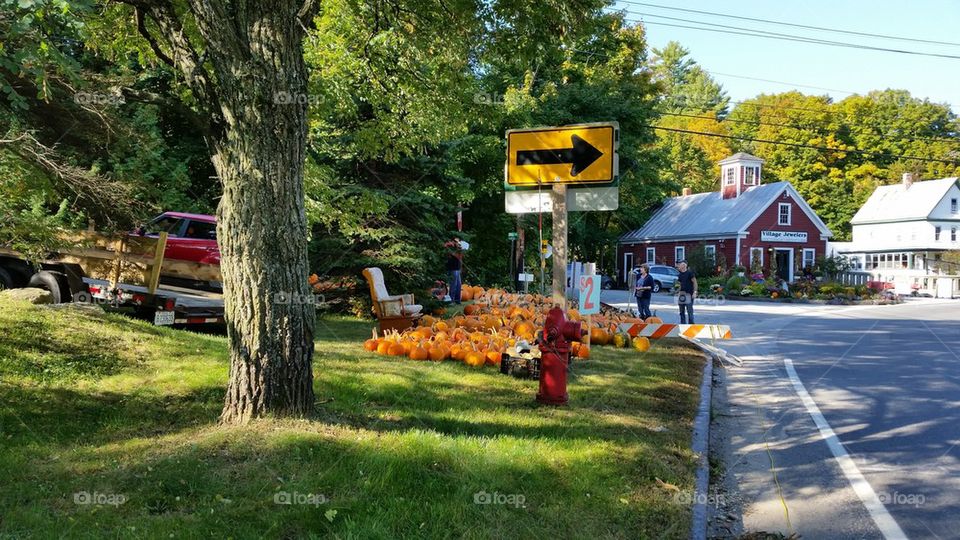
left=516, top=134, right=604, bottom=177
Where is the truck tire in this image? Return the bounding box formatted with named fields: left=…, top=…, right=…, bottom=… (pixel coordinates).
left=652, top=280, right=662, bottom=293
left=27, top=271, right=68, bottom=304
left=0, top=267, right=13, bottom=290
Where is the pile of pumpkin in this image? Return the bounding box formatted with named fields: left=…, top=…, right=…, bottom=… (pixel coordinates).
left=362, top=286, right=664, bottom=366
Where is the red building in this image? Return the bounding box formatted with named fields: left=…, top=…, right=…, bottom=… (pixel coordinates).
left=617, top=153, right=833, bottom=283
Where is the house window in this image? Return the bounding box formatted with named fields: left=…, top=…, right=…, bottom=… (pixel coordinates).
left=750, top=247, right=764, bottom=269
left=935, top=226, right=941, bottom=241
left=675, top=246, right=685, bottom=264
left=646, top=247, right=655, bottom=263
left=724, top=167, right=736, bottom=185
left=953, top=227, right=957, bottom=242
left=744, top=167, right=756, bottom=185
left=705, top=245, right=717, bottom=265
left=802, top=248, right=815, bottom=269
left=778, top=203, right=792, bottom=225
left=952, top=198, right=958, bottom=214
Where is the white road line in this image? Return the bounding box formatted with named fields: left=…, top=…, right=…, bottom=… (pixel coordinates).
left=783, top=358, right=909, bottom=540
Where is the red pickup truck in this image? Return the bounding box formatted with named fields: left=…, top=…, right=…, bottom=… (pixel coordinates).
left=138, top=212, right=220, bottom=265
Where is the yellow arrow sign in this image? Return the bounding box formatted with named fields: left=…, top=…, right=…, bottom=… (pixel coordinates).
left=506, top=122, right=618, bottom=186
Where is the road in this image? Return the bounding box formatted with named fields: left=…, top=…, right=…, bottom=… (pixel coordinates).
left=601, top=290, right=960, bottom=540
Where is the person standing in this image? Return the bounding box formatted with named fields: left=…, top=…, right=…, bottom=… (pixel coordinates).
left=635, top=264, right=654, bottom=320
left=445, top=237, right=463, bottom=304
left=676, top=260, right=697, bottom=324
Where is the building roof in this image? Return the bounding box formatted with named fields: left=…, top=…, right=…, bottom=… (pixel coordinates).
left=718, top=152, right=764, bottom=165
left=851, top=177, right=958, bottom=224
left=619, top=181, right=832, bottom=243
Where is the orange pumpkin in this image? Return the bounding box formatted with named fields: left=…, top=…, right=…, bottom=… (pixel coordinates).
left=576, top=344, right=590, bottom=359
left=461, top=288, right=474, bottom=301
left=463, top=304, right=481, bottom=316
left=376, top=341, right=392, bottom=355
left=387, top=342, right=406, bottom=356
left=485, top=349, right=502, bottom=366
left=632, top=336, right=651, bottom=352
left=590, top=327, right=608, bottom=346
left=464, top=350, right=486, bottom=367
left=513, top=321, right=535, bottom=336
left=409, top=342, right=430, bottom=360
left=645, top=316, right=663, bottom=324
left=363, top=338, right=379, bottom=352
left=429, top=344, right=448, bottom=362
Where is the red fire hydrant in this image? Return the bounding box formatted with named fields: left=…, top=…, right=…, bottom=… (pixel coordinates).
left=536, top=307, right=583, bottom=405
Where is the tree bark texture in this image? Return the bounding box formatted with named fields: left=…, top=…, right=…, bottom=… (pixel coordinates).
left=133, top=0, right=319, bottom=424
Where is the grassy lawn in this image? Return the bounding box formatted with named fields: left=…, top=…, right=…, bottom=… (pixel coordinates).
left=0, top=297, right=706, bottom=539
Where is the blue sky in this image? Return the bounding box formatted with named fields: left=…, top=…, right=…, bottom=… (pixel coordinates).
left=612, top=0, right=960, bottom=111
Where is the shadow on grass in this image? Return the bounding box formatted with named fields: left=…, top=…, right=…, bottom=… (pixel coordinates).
left=0, top=384, right=224, bottom=450
left=1, top=416, right=693, bottom=539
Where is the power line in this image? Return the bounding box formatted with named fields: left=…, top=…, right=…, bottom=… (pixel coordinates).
left=608, top=11, right=960, bottom=60
left=688, top=97, right=960, bottom=145
left=616, top=0, right=960, bottom=48
left=656, top=110, right=960, bottom=147
left=563, top=48, right=960, bottom=146
left=568, top=46, right=860, bottom=95
left=650, top=125, right=960, bottom=165
left=706, top=71, right=856, bottom=95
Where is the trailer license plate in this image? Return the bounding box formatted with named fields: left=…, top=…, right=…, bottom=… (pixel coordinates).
left=153, top=310, right=175, bottom=326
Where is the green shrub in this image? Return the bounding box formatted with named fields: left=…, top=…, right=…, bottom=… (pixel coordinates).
left=725, top=275, right=743, bottom=292
left=746, top=282, right=766, bottom=297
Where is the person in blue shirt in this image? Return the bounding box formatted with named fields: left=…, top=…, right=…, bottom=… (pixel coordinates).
left=635, top=264, right=654, bottom=320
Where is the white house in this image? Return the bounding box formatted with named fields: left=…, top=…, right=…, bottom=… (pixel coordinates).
left=830, top=174, right=960, bottom=297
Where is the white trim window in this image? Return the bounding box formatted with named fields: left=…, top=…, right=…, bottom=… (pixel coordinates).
left=675, top=246, right=685, bottom=264
left=750, top=247, right=764, bottom=269
left=935, top=226, right=942, bottom=241
left=705, top=245, right=717, bottom=265
left=952, top=198, right=958, bottom=214
left=744, top=167, right=756, bottom=185
left=802, top=248, right=816, bottom=269
left=953, top=227, right=957, bottom=242
left=646, top=247, right=655, bottom=263
left=778, top=203, right=792, bottom=226
left=724, top=167, right=736, bottom=185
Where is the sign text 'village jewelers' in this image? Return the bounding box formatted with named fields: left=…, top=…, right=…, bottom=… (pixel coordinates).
left=760, top=230, right=808, bottom=242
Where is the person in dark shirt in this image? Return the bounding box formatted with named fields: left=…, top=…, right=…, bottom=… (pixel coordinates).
left=676, top=260, right=697, bottom=324
left=635, top=264, right=654, bottom=319
left=445, top=237, right=463, bottom=304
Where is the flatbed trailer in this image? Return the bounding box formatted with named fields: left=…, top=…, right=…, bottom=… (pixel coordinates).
left=0, top=231, right=225, bottom=326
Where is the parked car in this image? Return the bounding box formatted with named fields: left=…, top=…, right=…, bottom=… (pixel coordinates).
left=136, top=212, right=220, bottom=265
left=647, top=264, right=679, bottom=293
left=600, top=274, right=614, bottom=290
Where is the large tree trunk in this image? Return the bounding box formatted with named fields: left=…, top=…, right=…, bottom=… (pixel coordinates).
left=215, top=9, right=315, bottom=424
left=124, top=1, right=319, bottom=423
left=175, top=3, right=316, bottom=424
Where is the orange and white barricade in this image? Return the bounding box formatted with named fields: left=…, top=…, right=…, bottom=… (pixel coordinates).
left=617, top=323, right=732, bottom=340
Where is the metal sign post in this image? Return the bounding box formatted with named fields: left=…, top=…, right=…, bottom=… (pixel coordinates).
left=552, top=183, right=568, bottom=308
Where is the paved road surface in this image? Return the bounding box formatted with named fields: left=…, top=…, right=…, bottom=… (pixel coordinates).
left=601, top=290, right=960, bottom=539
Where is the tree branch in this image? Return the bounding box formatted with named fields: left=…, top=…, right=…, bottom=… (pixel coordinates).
left=117, top=0, right=224, bottom=143
left=135, top=7, right=175, bottom=67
